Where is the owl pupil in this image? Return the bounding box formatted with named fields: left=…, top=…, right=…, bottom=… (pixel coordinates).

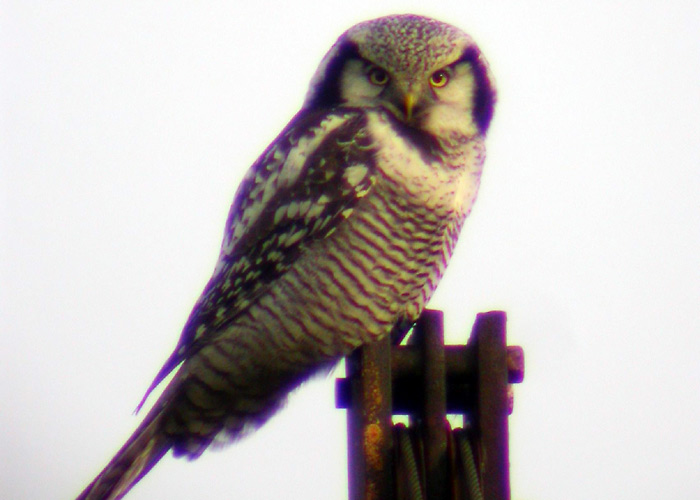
left=368, top=68, right=389, bottom=86
left=430, top=71, right=449, bottom=87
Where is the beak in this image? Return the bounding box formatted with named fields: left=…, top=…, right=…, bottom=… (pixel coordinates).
left=404, top=93, right=417, bottom=121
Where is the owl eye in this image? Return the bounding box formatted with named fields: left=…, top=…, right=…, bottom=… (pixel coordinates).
left=429, top=70, right=450, bottom=88
left=367, top=67, right=390, bottom=86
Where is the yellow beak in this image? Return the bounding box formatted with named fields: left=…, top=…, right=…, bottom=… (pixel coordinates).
left=404, top=93, right=417, bottom=121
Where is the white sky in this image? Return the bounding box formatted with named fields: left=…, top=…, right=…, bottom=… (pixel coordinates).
left=2, top=2, right=699, bottom=499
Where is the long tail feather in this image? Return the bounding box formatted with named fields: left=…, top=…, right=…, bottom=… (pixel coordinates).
left=77, top=405, right=171, bottom=500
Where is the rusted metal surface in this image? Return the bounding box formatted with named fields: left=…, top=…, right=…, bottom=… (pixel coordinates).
left=506, top=346, right=524, bottom=384
left=337, top=310, right=522, bottom=500
left=391, top=345, right=523, bottom=383
left=345, top=334, right=393, bottom=500
left=413, top=310, right=448, bottom=499
left=472, top=311, right=511, bottom=500
left=338, top=345, right=524, bottom=413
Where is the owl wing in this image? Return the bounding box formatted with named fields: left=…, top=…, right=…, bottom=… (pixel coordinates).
left=138, top=108, right=378, bottom=408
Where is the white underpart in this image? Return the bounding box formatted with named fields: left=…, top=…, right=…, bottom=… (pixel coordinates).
left=366, top=110, right=481, bottom=218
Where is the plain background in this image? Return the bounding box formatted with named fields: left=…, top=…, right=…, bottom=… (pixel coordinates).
left=2, top=2, right=699, bottom=499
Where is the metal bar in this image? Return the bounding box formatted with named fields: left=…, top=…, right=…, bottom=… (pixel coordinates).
left=337, top=345, right=523, bottom=412
left=415, top=310, right=448, bottom=500
left=346, top=335, right=393, bottom=500
left=390, top=345, right=523, bottom=384
left=346, top=350, right=362, bottom=500
left=472, top=311, right=510, bottom=500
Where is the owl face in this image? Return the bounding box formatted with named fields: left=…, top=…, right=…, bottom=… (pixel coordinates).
left=305, top=15, right=495, bottom=137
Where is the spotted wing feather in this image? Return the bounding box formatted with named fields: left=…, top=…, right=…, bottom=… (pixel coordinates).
left=138, top=109, right=377, bottom=407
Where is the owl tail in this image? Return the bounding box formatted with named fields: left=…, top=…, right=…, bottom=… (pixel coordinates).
left=76, top=405, right=171, bottom=500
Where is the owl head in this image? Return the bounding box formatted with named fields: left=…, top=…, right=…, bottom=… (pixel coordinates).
left=304, top=14, right=496, bottom=136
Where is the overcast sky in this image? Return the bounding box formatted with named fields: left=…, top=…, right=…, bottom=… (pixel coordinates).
left=2, top=2, right=699, bottom=499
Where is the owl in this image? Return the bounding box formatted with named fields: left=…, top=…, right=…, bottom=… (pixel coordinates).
left=77, top=14, right=495, bottom=500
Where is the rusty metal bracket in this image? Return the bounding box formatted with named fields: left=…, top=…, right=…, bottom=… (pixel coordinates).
left=336, top=310, right=524, bottom=500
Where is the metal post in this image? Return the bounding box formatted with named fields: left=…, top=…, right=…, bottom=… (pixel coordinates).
left=346, top=334, right=393, bottom=500
left=413, top=310, right=448, bottom=500
left=472, top=311, right=511, bottom=500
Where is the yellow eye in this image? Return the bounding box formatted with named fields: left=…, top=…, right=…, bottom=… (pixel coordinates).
left=429, top=70, right=449, bottom=88
left=368, top=67, right=390, bottom=86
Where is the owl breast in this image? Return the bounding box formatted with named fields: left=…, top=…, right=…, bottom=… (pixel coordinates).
left=366, top=110, right=484, bottom=219
left=227, top=109, right=484, bottom=362
left=174, top=107, right=486, bottom=447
